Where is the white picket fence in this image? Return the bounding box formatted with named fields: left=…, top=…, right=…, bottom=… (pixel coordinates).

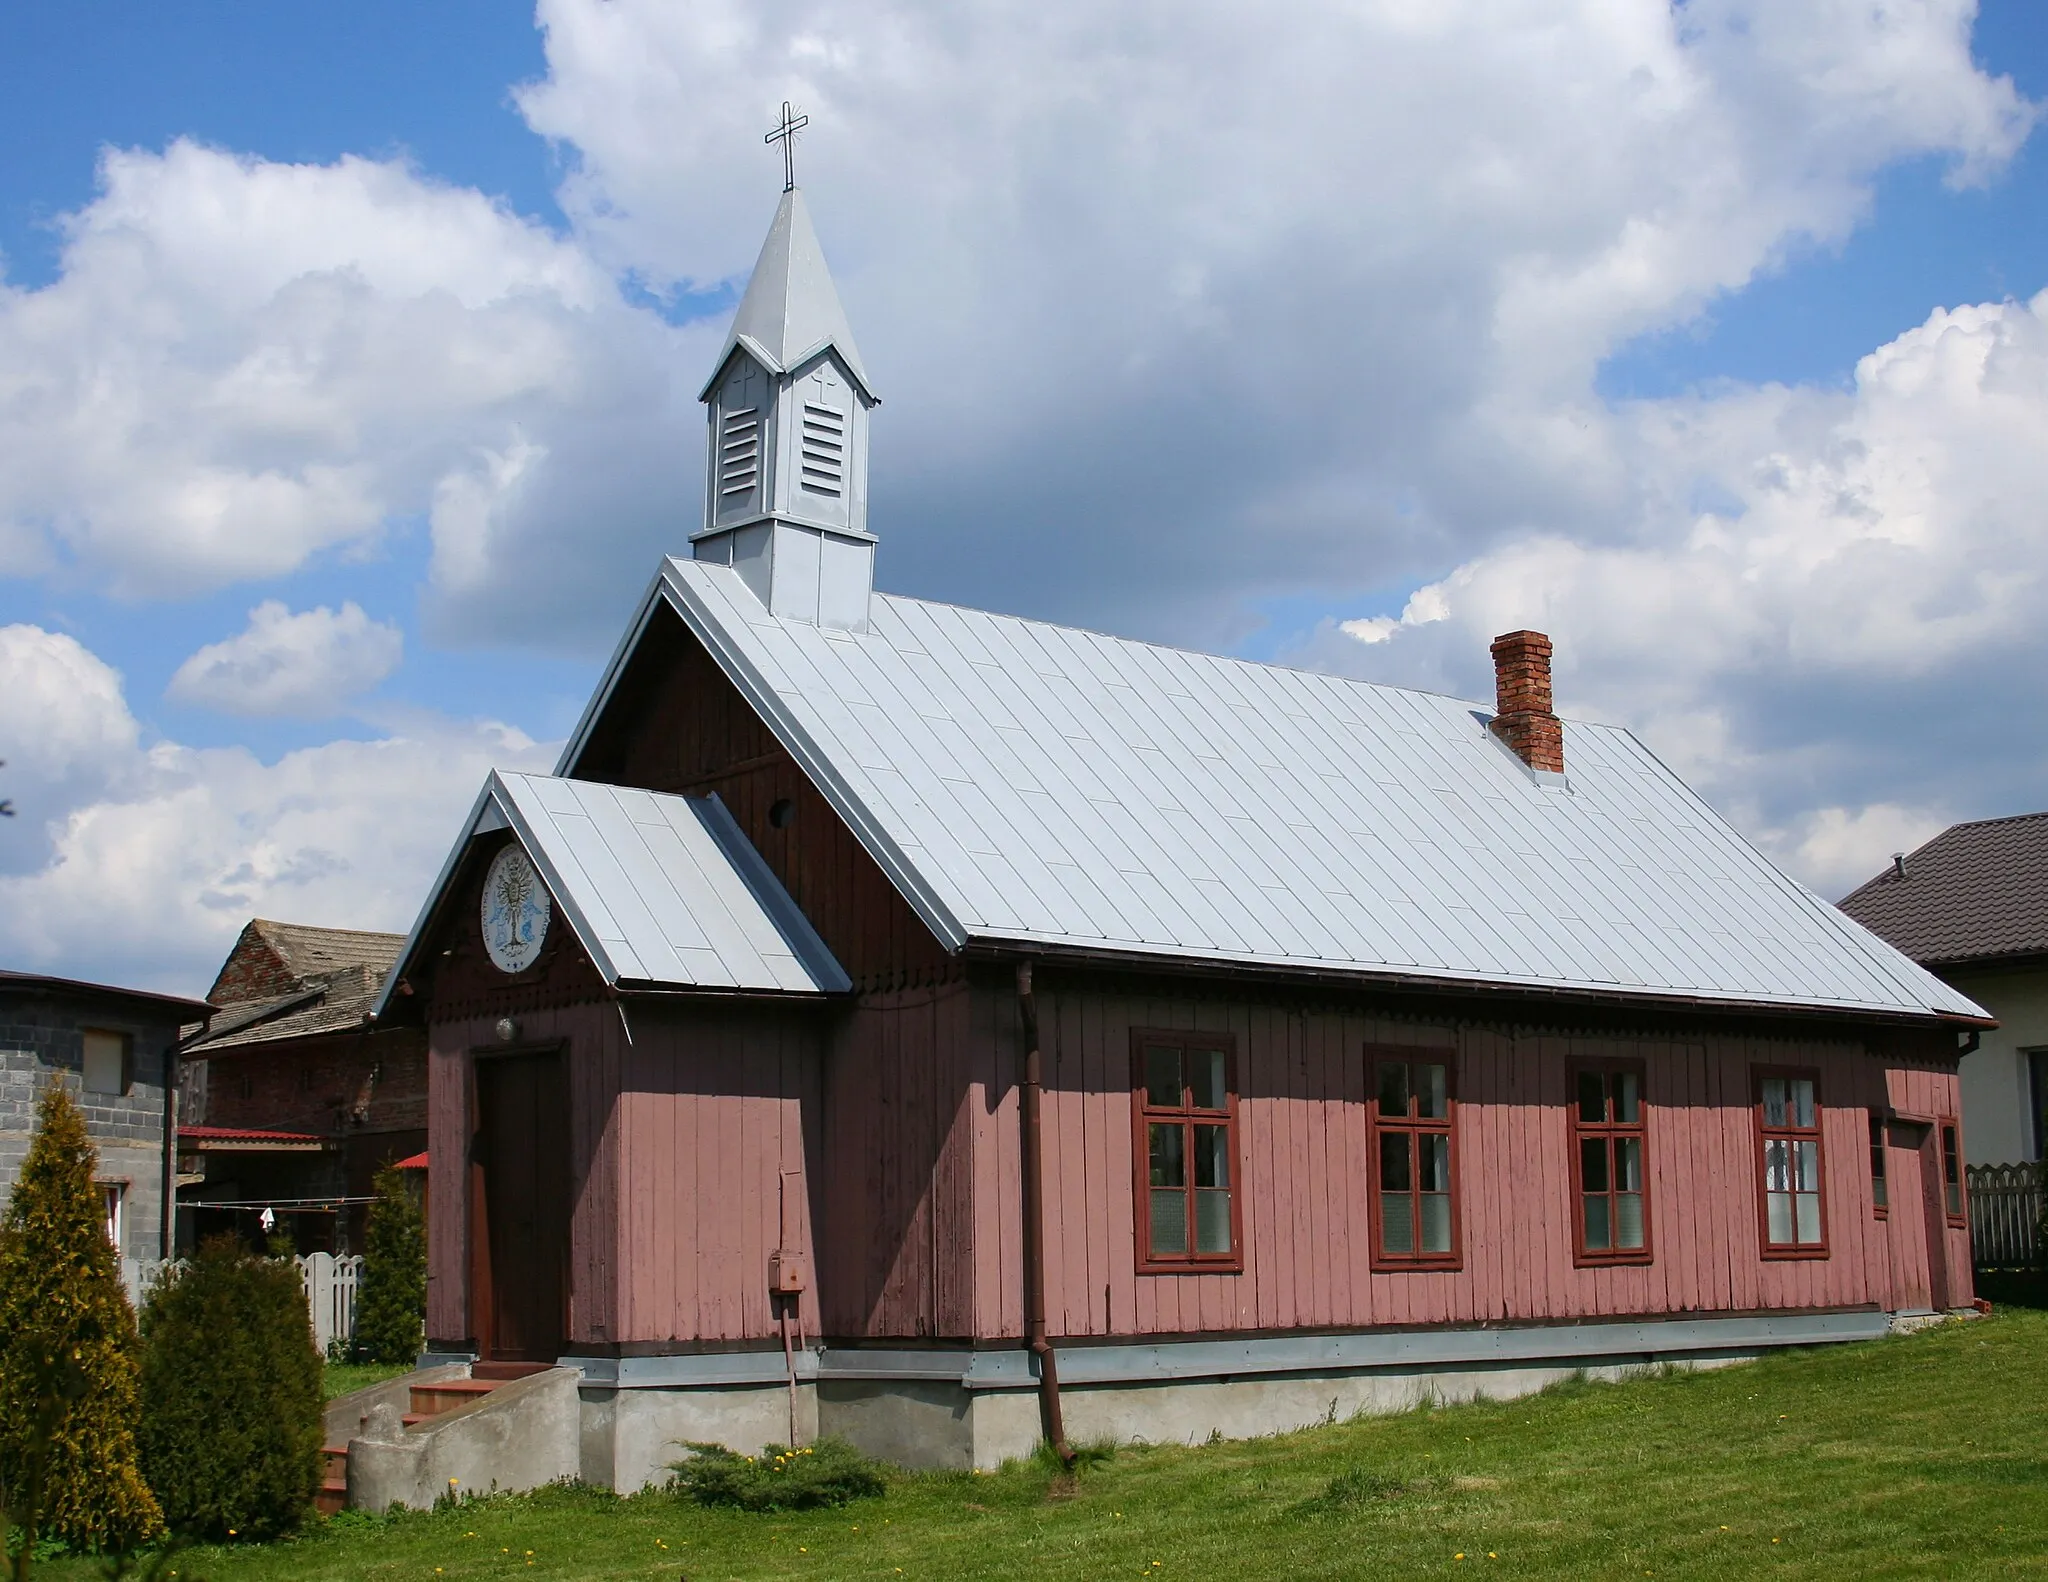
left=133, top=1252, right=365, bottom=1355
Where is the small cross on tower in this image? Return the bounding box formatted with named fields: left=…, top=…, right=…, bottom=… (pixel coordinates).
left=765, top=101, right=810, bottom=193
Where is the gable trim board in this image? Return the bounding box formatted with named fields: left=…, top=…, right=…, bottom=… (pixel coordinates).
left=551, top=557, right=1985, bottom=1027
left=376, top=771, right=849, bottom=1011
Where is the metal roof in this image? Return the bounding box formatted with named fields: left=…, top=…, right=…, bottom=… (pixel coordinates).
left=558, top=557, right=1984, bottom=1023
left=698, top=187, right=874, bottom=402
left=0, top=969, right=212, bottom=1020
left=374, top=771, right=849, bottom=1016
left=1837, top=811, right=2048, bottom=968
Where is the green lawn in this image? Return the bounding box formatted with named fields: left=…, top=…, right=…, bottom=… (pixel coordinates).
left=58, top=1305, right=2048, bottom=1581
left=323, top=1361, right=413, bottom=1401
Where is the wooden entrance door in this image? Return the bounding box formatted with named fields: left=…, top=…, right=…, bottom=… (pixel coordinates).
left=1915, top=1124, right=1956, bottom=1313
left=472, top=1049, right=570, bottom=1362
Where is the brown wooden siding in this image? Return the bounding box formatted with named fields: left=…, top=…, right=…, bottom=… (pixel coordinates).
left=962, top=973, right=1966, bottom=1342
left=564, top=603, right=953, bottom=992
left=816, top=982, right=977, bottom=1339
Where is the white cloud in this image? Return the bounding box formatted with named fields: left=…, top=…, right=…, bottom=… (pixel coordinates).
left=1301, top=289, right=2048, bottom=893
left=167, top=600, right=404, bottom=717
left=518, top=0, right=2034, bottom=639
left=0, top=624, right=555, bottom=993
left=0, top=139, right=694, bottom=641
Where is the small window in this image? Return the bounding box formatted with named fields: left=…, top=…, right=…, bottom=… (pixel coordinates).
left=1370, top=1049, right=1459, bottom=1268
left=1571, top=1065, right=1650, bottom=1264
left=1940, top=1121, right=1964, bottom=1227
left=1131, top=1032, right=1240, bottom=1271
left=1869, top=1110, right=1889, bottom=1218
left=101, top=1183, right=125, bottom=1252
left=83, top=1029, right=131, bottom=1096
left=1755, top=1069, right=1827, bottom=1257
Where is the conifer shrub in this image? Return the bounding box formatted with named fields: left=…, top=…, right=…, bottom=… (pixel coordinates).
left=0, top=1083, right=161, bottom=1553
left=351, top=1166, right=426, bottom=1366
left=670, top=1439, right=887, bottom=1512
left=138, top=1235, right=322, bottom=1542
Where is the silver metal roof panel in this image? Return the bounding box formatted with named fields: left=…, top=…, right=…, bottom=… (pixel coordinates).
left=372, top=771, right=848, bottom=1017
left=552, top=557, right=1986, bottom=1022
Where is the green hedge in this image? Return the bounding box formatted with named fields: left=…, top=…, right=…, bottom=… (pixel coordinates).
left=139, top=1236, right=323, bottom=1542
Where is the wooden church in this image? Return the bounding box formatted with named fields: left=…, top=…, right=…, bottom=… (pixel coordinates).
left=376, top=184, right=1988, bottom=1489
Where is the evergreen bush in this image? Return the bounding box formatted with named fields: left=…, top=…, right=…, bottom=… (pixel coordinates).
left=670, top=1440, right=887, bottom=1512
left=138, top=1235, right=322, bottom=1542
left=351, top=1166, right=425, bottom=1366
left=0, top=1083, right=161, bottom=1553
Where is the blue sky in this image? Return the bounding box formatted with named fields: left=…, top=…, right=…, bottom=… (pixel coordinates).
left=0, top=1, right=2043, bottom=989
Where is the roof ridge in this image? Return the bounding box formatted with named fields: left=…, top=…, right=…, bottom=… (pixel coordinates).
left=749, top=572, right=1621, bottom=729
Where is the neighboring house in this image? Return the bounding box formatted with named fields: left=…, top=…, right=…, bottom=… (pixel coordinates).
left=1839, top=813, right=2048, bottom=1170
left=374, top=188, right=1988, bottom=1490
left=0, top=969, right=211, bottom=1282
left=178, top=920, right=425, bottom=1253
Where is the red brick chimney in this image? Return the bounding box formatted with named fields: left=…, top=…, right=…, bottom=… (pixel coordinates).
left=1488, top=630, right=1564, bottom=773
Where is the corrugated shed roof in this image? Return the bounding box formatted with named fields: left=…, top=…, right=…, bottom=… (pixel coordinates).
left=1837, top=811, right=2048, bottom=967
left=567, top=557, right=1982, bottom=1022
left=377, top=773, right=849, bottom=1012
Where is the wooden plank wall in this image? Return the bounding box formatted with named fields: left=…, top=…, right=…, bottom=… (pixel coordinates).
left=962, top=975, right=1955, bottom=1343
left=817, top=981, right=977, bottom=1338
left=612, top=1000, right=824, bottom=1344
left=424, top=1001, right=618, bottom=1348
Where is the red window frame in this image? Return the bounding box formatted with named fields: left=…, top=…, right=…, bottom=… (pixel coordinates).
left=1368, top=1046, right=1461, bottom=1271
left=1868, top=1109, right=1889, bottom=1220
left=1753, top=1066, right=1828, bottom=1260
left=1939, top=1120, right=1965, bottom=1228
left=1569, top=1062, right=1652, bottom=1266
left=1130, top=1030, right=1243, bottom=1274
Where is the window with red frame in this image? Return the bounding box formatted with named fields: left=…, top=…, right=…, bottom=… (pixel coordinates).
left=1572, top=1065, right=1649, bottom=1264
left=1132, top=1032, right=1240, bottom=1270
left=1370, top=1051, right=1458, bottom=1267
left=1755, top=1070, right=1826, bottom=1256
left=1868, top=1110, right=1889, bottom=1219
left=1940, top=1121, right=1964, bottom=1226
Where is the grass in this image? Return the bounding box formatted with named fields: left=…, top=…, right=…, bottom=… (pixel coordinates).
left=51, top=1303, right=2048, bottom=1580
left=322, top=1360, right=412, bottom=1401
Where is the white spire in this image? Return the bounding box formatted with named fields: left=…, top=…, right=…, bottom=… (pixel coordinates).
left=693, top=188, right=878, bottom=631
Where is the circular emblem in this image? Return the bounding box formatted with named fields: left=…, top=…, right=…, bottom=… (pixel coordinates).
left=481, top=846, right=549, bottom=974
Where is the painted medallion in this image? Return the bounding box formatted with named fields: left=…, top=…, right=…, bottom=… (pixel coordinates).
left=481, top=845, right=550, bottom=974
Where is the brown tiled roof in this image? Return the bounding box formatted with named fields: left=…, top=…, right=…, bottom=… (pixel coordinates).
left=1837, top=811, right=2048, bottom=967
left=184, top=961, right=389, bottom=1053
left=247, top=921, right=405, bottom=982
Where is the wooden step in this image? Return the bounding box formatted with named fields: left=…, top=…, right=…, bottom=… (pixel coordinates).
left=408, top=1379, right=501, bottom=1418
left=315, top=1445, right=348, bottom=1516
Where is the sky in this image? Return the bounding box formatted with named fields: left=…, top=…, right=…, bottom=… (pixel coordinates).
left=0, top=0, right=2043, bottom=995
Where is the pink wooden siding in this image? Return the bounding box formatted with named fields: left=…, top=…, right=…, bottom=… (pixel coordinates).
left=961, top=976, right=1966, bottom=1343
left=611, top=1000, right=823, bottom=1343
left=425, top=1001, right=616, bottom=1347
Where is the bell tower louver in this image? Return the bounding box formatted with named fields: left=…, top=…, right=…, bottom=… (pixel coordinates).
left=692, top=188, right=879, bottom=630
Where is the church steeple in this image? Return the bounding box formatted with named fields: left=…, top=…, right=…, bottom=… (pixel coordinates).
left=692, top=187, right=878, bottom=630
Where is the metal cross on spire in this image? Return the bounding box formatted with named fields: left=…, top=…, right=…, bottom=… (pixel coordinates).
left=765, top=101, right=810, bottom=193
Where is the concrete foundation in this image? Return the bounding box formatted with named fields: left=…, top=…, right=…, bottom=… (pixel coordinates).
left=347, top=1367, right=581, bottom=1513
left=579, top=1380, right=815, bottom=1493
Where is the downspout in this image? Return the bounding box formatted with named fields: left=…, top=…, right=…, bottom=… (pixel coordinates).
left=1015, top=961, right=1073, bottom=1467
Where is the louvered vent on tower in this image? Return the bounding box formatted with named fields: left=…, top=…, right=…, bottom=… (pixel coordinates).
left=719, top=407, right=761, bottom=500
left=799, top=402, right=845, bottom=497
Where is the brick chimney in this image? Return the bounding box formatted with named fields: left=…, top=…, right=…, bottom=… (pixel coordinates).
left=1488, top=630, right=1564, bottom=773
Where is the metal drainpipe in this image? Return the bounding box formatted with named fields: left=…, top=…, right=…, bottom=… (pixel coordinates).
left=1015, top=961, right=1074, bottom=1467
